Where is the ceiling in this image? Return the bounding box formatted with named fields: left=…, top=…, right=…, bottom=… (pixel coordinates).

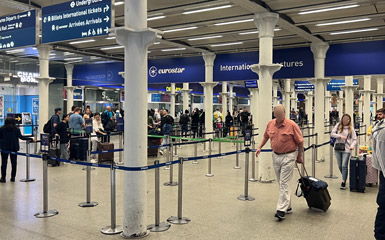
left=0, top=0, right=384, bottom=75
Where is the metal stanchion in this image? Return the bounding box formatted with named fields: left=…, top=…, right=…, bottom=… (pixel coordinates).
left=202, top=129, right=207, bottom=152
left=20, top=141, right=36, bottom=182
left=249, top=139, right=257, bottom=182
left=79, top=136, right=98, bottom=207
left=324, top=144, right=338, bottom=179
left=167, top=157, right=190, bottom=225
left=164, top=135, right=171, bottom=170
left=34, top=126, right=38, bottom=154
left=364, top=125, right=367, bottom=142
left=174, top=138, right=178, bottom=156
left=234, top=136, right=241, bottom=169
left=217, top=139, right=222, bottom=159
left=34, top=154, right=59, bottom=218
left=164, top=139, right=178, bottom=186
left=238, top=147, right=255, bottom=201
left=312, top=144, right=316, bottom=178
left=101, top=162, right=123, bottom=235
left=148, top=161, right=171, bottom=232
left=206, top=139, right=214, bottom=177
left=192, top=142, right=199, bottom=164
left=118, top=132, right=123, bottom=165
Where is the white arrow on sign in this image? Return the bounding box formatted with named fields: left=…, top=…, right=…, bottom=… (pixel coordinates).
left=104, top=27, right=109, bottom=33
left=104, top=4, right=109, bottom=13
left=104, top=16, right=109, bottom=22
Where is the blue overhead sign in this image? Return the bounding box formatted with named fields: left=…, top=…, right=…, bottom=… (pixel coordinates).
left=244, top=80, right=258, bottom=88
left=295, top=81, right=314, bottom=91
left=32, top=98, right=39, bottom=115
left=327, top=79, right=359, bottom=91
left=42, top=0, right=112, bottom=44
left=0, top=10, right=37, bottom=50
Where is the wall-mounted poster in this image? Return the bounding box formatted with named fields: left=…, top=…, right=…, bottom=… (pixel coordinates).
left=0, top=95, right=4, bottom=119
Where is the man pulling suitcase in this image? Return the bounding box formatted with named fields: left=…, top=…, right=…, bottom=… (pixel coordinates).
left=256, top=105, right=304, bottom=221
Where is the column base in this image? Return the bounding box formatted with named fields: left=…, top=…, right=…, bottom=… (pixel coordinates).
left=167, top=216, right=191, bottom=225
left=121, top=230, right=150, bottom=239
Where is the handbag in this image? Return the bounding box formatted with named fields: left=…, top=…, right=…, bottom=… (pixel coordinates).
left=334, top=134, right=349, bottom=151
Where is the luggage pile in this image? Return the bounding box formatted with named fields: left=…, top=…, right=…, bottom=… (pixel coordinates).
left=350, top=154, right=378, bottom=192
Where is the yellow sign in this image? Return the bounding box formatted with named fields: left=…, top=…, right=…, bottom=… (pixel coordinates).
left=15, top=116, right=21, bottom=121
left=165, top=87, right=182, bottom=92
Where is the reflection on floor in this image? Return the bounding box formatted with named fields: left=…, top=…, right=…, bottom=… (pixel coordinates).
left=0, top=136, right=378, bottom=240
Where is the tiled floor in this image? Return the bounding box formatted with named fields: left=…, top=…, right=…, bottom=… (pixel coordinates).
left=0, top=136, right=378, bottom=240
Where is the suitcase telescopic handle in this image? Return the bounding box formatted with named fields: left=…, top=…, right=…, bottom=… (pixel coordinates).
left=295, top=162, right=310, bottom=179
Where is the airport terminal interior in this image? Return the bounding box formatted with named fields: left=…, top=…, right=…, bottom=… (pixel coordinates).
left=0, top=0, right=384, bottom=239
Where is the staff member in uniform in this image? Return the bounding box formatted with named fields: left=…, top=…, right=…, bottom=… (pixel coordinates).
left=255, top=105, right=304, bottom=221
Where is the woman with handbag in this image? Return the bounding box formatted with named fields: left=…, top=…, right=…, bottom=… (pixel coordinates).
left=331, top=114, right=357, bottom=190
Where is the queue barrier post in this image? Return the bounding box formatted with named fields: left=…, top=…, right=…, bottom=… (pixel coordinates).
left=164, top=135, right=171, bottom=170
left=192, top=142, right=199, bottom=164
left=147, top=160, right=171, bottom=232
left=167, top=157, right=190, bottom=225
left=20, top=141, right=36, bottom=182
left=203, top=129, right=207, bottom=152
left=217, top=138, right=222, bottom=159
left=234, top=136, right=241, bottom=169
left=101, top=162, right=123, bottom=235
left=34, top=126, right=38, bottom=154
left=249, top=139, right=257, bottom=182
left=79, top=135, right=98, bottom=207
left=205, top=139, right=214, bottom=177
left=164, top=137, right=178, bottom=186
left=238, top=147, right=255, bottom=201
left=118, top=132, right=123, bottom=165
left=34, top=153, right=59, bottom=218
left=312, top=143, right=316, bottom=178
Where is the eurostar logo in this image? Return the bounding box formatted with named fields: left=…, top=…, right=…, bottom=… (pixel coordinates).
left=70, top=1, right=75, bottom=8
left=149, top=66, right=157, bottom=77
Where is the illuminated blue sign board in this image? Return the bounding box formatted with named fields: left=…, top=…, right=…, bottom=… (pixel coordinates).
left=244, top=80, right=258, bottom=88
left=42, top=0, right=111, bottom=44
left=295, top=81, right=314, bottom=91
left=0, top=10, right=37, bottom=50
left=327, top=79, right=359, bottom=91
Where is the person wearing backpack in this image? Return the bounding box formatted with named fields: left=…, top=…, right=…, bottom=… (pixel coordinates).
left=102, top=106, right=114, bottom=142
left=179, top=110, right=190, bottom=139
left=331, top=114, right=357, bottom=190
left=51, top=108, right=61, bottom=136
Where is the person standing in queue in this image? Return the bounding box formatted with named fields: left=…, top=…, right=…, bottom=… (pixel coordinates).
left=371, top=108, right=385, bottom=240
left=69, top=107, right=85, bottom=136
left=159, top=109, right=174, bottom=155
left=191, top=108, right=200, bottom=139
left=0, top=117, right=34, bottom=182
left=255, top=105, right=304, bottom=221
left=55, top=114, right=71, bottom=160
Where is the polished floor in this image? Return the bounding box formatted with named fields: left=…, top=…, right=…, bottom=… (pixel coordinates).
left=0, top=135, right=379, bottom=240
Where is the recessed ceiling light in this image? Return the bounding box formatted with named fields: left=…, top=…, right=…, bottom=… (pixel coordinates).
left=9, top=60, right=19, bottom=63
left=64, top=57, right=82, bottom=61
left=329, top=28, right=379, bottom=35
left=316, top=18, right=371, bottom=26
left=114, top=1, right=124, bottom=6
left=188, top=35, right=223, bottom=41
left=299, top=4, right=359, bottom=15
left=69, top=39, right=95, bottom=45
left=183, top=5, right=232, bottom=15
left=163, top=26, right=198, bottom=33
left=106, top=36, right=116, bottom=40
left=214, top=19, right=253, bottom=26
left=147, top=16, right=166, bottom=21
left=154, top=42, right=160, bottom=45
left=161, top=48, right=186, bottom=52
left=210, top=42, right=243, bottom=47
left=6, top=49, right=24, bottom=54
left=100, top=46, right=124, bottom=50
left=64, top=52, right=75, bottom=56
left=238, top=28, right=280, bottom=35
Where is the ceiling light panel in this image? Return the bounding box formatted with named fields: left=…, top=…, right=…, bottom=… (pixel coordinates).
left=69, top=39, right=95, bottom=45
left=329, top=28, right=379, bottom=35
left=183, top=5, right=232, bottom=15
left=161, top=48, right=186, bottom=52
left=211, top=42, right=243, bottom=47
left=299, top=4, right=359, bottom=15
left=188, top=35, right=223, bottom=41
left=163, top=26, right=198, bottom=33
left=316, top=18, right=371, bottom=26
left=214, top=19, right=253, bottom=26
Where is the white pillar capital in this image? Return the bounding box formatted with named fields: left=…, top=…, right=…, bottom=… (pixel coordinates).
left=37, top=45, right=53, bottom=60
left=310, top=42, right=329, bottom=60
left=65, top=64, right=74, bottom=75
left=309, top=78, right=331, bottom=85
left=203, top=53, right=216, bottom=67
left=35, top=77, right=55, bottom=84
left=250, top=64, right=282, bottom=78
left=254, top=12, right=279, bottom=38
left=65, top=86, right=75, bottom=91
left=115, top=27, right=158, bottom=50
left=200, top=82, right=217, bottom=88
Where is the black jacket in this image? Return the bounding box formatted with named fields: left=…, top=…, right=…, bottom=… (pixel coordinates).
left=0, top=127, right=32, bottom=151
left=225, top=115, right=233, bottom=127
left=56, top=121, right=70, bottom=143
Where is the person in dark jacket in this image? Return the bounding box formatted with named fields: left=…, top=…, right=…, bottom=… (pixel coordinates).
left=223, top=111, right=233, bottom=137
left=0, top=117, right=34, bottom=182
left=50, top=108, right=61, bottom=137
left=199, top=110, right=205, bottom=138
left=191, top=108, right=200, bottom=138
left=179, top=110, right=190, bottom=138
left=55, top=114, right=70, bottom=160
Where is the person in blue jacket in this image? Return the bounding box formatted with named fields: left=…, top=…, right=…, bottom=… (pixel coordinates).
left=0, top=117, right=34, bottom=182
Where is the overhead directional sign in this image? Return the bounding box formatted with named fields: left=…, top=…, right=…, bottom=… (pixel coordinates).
left=42, top=0, right=112, bottom=44
left=327, top=79, right=359, bottom=91
left=295, top=81, right=314, bottom=91
left=0, top=10, right=37, bottom=50
left=244, top=80, right=258, bottom=88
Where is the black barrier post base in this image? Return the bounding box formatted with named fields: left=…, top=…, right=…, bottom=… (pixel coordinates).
left=78, top=201, right=99, bottom=208
left=20, top=178, right=36, bottom=182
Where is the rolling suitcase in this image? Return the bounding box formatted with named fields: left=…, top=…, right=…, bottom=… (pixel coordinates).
left=364, top=154, right=378, bottom=186
left=97, top=142, right=114, bottom=163
left=148, top=137, right=160, bottom=157
left=48, top=136, right=60, bottom=167
left=70, top=138, right=88, bottom=161
left=296, top=164, right=331, bottom=212
left=350, top=156, right=366, bottom=192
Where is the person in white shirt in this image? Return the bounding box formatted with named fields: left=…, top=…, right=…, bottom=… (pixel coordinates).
left=92, top=113, right=106, bottom=161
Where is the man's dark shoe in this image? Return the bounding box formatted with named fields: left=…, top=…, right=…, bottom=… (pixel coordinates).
left=286, top=208, right=293, bottom=214
left=274, top=211, right=286, bottom=221
left=10, top=178, right=15, bottom=182
left=0, top=178, right=6, bottom=183
left=340, top=182, right=346, bottom=190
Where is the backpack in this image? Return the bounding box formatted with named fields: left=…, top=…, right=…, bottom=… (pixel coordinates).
left=179, top=114, right=188, bottom=125
left=101, top=111, right=110, bottom=125
left=43, top=116, right=54, bottom=133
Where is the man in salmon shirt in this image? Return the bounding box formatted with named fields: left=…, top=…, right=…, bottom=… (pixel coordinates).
left=256, top=105, right=304, bottom=221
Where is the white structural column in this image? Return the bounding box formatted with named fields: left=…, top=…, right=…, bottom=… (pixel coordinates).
left=201, top=53, right=217, bottom=135
left=310, top=42, right=329, bottom=154
left=324, top=90, right=331, bottom=123
left=249, top=88, right=259, bottom=127
left=229, top=83, right=234, bottom=114
left=306, top=91, right=314, bottom=124
left=284, top=79, right=292, bottom=119
left=375, top=76, right=384, bottom=110
left=251, top=12, right=281, bottom=183
left=290, top=83, right=296, bottom=111
left=65, top=64, right=74, bottom=113
left=272, top=81, right=278, bottom=106
left=338, top=91, right=344, bottom=115
left=358, top=95, right=363, bottom=122
left=36, top=45, right=54, bottom=133
left=221, top=82, right=228, bottom=115
left=341, top=76, right=356, bottom=119
left=170, top=83, right=176, bottom=117
left=359, top=75, right=374, bottom=128
left=182, top=82, right=191, bottom=112
left=114, top=0, right=157, bottom=237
